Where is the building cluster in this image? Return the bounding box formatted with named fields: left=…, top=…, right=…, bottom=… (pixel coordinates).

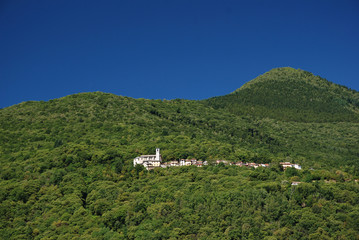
left=133, top=149, right=302, bottom=171
left=133, top=148, right=162, bottom=170
left=215, top=160, right=270, bottom=168
left=133, top=148, right=208, bottom=170
left=161, top=159, right=208, bottom=168
left=215, top=161, right=302, bottom=170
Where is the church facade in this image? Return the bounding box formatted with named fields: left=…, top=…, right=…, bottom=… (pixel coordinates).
left=133, top=148, right=162, bottom=170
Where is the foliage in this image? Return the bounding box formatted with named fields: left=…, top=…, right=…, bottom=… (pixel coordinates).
left=205, top=67, right=359, bottom=123
left=1, top=165, right=359, bottom=239
left=0, top=68, right=359, bottom=239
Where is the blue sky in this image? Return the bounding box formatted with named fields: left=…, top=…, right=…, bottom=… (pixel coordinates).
left=1, top=0, right=358, bottom=108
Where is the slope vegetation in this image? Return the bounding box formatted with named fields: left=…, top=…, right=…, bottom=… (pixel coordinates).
left=205, top=67, right=359, bottom=122
left=1, top=69, right=359, bottom=239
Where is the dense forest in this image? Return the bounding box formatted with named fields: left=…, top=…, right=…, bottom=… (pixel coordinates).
left=1, top=67, right=359, bottom=239
left=205, top=67, right=359, bottom=123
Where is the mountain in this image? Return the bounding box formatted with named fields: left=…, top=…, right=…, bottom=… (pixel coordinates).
left=1, top=91, right=358, bottom=171
left=205, top=67, right=359, bottom=122
left=1, top=69, right=359, bottom=239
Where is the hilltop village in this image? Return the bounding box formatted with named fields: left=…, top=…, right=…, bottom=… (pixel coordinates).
left=133, top=148, right=302, bottom=171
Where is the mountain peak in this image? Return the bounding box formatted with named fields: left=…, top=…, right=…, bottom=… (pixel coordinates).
left=207, top=68, right=359, bottom=122
left=235, top=67, right=318, bottom=92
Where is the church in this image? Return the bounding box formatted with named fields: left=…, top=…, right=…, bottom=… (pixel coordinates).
left=133, top=148, right=162, bottom=170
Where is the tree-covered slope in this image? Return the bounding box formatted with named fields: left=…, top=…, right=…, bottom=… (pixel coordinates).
left=1, top=91, right=358, bottom=173
left=1, top=69, right=359, bottom=239
left=2, top=164, right=359, bottom=239
left=0, top=92, right=282, bottom=168
left=205, top=67, right=359, bottom=122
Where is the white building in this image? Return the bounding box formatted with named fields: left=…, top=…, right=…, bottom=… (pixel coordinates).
left=280, top=162, right=302, bottom=170
left=293, top=164, right=302, bottom=170
left=280, top=162, right=293, bottom=169
left=169, top=161, right=179, bottom=166
left=179, top=159, right=185, bottom=166
left=133, top=148, right=162, bottom=170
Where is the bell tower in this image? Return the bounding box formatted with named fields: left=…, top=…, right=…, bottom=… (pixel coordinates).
left=155, top=148, right=160, bottom=161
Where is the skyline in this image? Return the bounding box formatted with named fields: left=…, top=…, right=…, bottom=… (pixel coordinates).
left=1, top=0, right=359, bottom=108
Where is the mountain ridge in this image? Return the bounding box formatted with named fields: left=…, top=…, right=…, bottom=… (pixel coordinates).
left=1, top=68, right=359, bottom=239
left=3, top=67, right=358, bottom=115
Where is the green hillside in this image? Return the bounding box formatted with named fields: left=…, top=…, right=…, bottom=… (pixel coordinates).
left=1, top=69, right=359, bottom=239
left=205, top=67, right=359, bottom=122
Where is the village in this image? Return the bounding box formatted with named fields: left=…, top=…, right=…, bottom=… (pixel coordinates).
left=133, top=148, right=302, bottom=171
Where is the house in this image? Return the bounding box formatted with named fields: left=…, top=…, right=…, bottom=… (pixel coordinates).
left=293, top=164, right=302, bottom=170
left=216, top=160, right=229, bottom=165
left=179, top=159, right=185, bottom=166
left=280, top=162, right=293, bottom=169
left=169, top=160, right=179, bottom=167
left=248, top=163, right=258, bottom=168
left=133, top=148, right=162, bottom=170
left=291, top=181, right=301, bottom=186
left=160, top=162, right=169, bottom=168
left=280, top=162, right=302, bottom=170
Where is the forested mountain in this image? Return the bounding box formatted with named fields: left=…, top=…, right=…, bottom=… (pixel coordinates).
left=1, top=68, right=359, bottom=239
left=205, top=67, right=359, bottom=122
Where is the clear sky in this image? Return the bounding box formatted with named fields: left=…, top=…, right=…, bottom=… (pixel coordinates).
left=1, top=0, right=358, bottom=108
